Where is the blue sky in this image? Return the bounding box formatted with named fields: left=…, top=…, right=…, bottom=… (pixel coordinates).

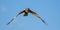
left=0, top=0, right=60, bottom=30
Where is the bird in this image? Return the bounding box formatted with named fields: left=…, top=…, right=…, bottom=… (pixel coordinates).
left=7, top=8, right=48, bottom=25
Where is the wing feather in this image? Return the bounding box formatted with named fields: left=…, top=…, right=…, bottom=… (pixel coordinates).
left=7, top=10, right=24, bottom=25
left=29, top=10, right=48, bottom=25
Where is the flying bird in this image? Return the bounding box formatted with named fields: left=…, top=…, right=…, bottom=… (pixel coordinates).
left=7, top=8, right=47, bottom=25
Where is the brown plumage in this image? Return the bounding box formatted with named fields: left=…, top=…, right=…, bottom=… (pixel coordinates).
left=7, top=8, right=48, bottom=25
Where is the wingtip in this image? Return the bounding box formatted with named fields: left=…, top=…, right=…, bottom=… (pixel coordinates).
left=6, top=23, right=9, bottom=25
left=42, top=21, right=48, bottom=25
left=6, top=22, right=10, bottom=25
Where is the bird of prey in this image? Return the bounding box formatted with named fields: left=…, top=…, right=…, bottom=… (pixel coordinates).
left=7, top=8, right=47, bottom=25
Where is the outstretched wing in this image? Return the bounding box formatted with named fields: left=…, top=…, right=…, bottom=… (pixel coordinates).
left=7, top=10, right=24, bottom=25
left=29, top=10, right=48, bottom=25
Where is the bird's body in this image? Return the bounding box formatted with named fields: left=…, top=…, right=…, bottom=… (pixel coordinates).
left=24, top=12, right=28, bottom=16
left=23, top=8, right=29, bottom=16
left=7, top=8, right=48, bottom=25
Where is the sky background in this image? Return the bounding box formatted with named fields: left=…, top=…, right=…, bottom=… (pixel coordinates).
left=0, top=0, right=60, bottom=30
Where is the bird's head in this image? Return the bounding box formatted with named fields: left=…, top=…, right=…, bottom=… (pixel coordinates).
left=25, top=8, right=30, bottom=12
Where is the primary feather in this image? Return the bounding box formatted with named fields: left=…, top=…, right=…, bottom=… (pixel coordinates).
left=7, top=10, right=24, bottom=25
left=29, top=10, right=47, bottom=25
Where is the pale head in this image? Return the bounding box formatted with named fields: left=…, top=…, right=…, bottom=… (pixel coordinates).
left=25, top=8, right=29, bottom=12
